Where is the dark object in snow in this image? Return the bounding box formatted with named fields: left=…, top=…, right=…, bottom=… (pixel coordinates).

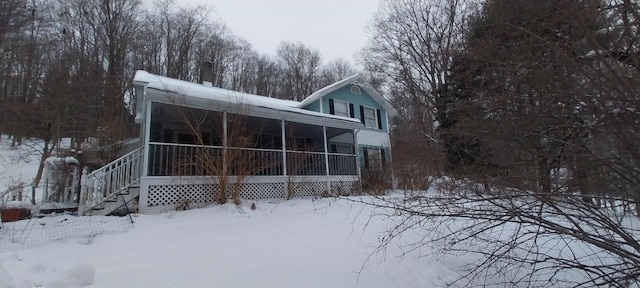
left=250, top=203, right=256, bottom=210
left=1, top=208, right=32, bottom=223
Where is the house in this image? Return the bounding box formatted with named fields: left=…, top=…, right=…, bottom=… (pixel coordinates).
left=78, top=71, right=397, bottom=214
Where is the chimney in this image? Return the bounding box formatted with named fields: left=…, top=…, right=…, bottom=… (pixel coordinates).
left=200, top=61, right=214, bottom=87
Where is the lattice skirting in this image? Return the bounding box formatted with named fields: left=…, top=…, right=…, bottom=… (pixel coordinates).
left=286, top=182, right=327, bottom=198
left=148, top=184, right=217, bottom=207
left=145, top=179, right=359, bottom=208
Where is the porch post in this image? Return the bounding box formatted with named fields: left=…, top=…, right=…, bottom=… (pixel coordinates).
left=142, top=100, right=152, bottom=177
left=281, top=119, right=288, bottom=199
left=223, top=111, right=228, bottom=174
left=281, top=120, right=287, bottom=176
left=354, top=129, right=362, bottom=190
left=323, top=125, right=330, bottom=194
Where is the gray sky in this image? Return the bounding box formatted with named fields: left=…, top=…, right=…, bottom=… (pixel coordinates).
left=182, top=0, right=381, bottom=66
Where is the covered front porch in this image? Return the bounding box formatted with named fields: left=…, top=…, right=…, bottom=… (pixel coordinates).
left=137, top=101, right=361, bottom=212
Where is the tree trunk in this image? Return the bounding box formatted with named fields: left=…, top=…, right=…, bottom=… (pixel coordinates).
left=34, top=123, right=53, bottom=187
left=34, top=139, right=52, bottom=187
left=538, top=156, right=551, bottom=194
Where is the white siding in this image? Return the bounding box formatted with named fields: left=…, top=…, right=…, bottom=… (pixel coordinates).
left=356, top=130, right=390, bottom=147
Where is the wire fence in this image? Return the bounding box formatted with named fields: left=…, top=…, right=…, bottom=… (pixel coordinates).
left=1, top=214, right=134, bottom=250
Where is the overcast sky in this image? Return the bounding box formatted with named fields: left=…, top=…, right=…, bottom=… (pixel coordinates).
left=180, top=0, right=381, bottom=66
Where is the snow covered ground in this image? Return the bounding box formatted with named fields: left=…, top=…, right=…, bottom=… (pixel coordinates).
left=1, top=198, right=460, bottom=288
left=2, top=137, right=637, bottom=287
left=0, top=136, right=458, bottom=287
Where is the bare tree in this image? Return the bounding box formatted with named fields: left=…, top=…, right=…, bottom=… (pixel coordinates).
left=169, top=102, right=280, bottom=205
left=226, top=38, right=259, bottom=93
left=362, top=0, right=475, bottom=139
left=361, top=0, right=640, bottom=286
left=195, top=24, right=239, bottom=87
left=254, top=54, right=280, bottom=97
left=317, top=58, right=358, bottom=88
left=361, top=0, right=476, bottom=187
left=276, top=41, right=321, bottom=100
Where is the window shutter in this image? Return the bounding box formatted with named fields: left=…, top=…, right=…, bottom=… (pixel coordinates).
left=328, top=99, right=335, bottom=115
left=349, top=103, right=354, bottom=118
left=376, top=109, right=382, bottom=129
left=363, top=147, right=369, bottom=169
left=359, top=105, right=365, bottom=123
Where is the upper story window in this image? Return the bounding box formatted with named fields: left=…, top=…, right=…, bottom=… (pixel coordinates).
left=333, top=100, right=350, bottom=118
left=363, top=107, right=378, bottom=129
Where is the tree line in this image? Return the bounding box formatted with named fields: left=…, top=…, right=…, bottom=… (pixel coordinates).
left=0, top=0, right=359, bottom=151
left=361, top=0, right=639, bottom=285
left=364, top=0, right=639, bottom=211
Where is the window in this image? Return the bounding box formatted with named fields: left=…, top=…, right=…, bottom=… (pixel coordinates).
left=350, top=85, right=361, bottom=94
left=331, top=144, right=353, bottom=154
left=363, top=107, right=377, bottom=129
left=363, top=147, right=385, bottom=169
left=333, top=100, right=350, bottom=117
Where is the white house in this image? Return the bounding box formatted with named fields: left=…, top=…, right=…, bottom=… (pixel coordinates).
left=78, top=71, right=397, bottom=214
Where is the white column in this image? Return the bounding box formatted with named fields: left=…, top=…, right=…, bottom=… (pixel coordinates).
left=281, top=119, right=288, bottom=199
left=223, top=111, right=228, bottom=175
left=142, top=100, right=152, bottom=177
left=323, top=125, right=330, bottom=193
left=354, top=129, right=362, bottom=190
left=281, top=119, right=287, bottom=176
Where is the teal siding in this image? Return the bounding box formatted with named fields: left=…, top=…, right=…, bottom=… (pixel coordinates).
left=301, top=86, right=389, bottom=133
left=304, top=99, right=321, bottom=113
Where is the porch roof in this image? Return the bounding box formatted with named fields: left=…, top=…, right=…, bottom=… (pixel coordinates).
left=133, top=71, right=363, bottom=129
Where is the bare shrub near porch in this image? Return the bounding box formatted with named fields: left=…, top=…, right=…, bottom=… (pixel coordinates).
left=171, top=103, right=279, bottom=205
left=285, top=150, right=312, bottom=200
left=284, top=128, right=322, bottom=200
left=392, top=139, right=442, bottom=192
left=362, top=157, right=391, bottom=196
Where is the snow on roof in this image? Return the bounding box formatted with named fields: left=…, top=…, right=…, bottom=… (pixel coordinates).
left=133, top=71, right=362, bottom=124
left=298, top=74, right=398, bottom=117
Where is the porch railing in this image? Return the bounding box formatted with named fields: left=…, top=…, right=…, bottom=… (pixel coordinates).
left=148, top=143, right=284, bottom=176
left=148, top=142, right=357, bottom=177
left=148, top=142, right=222, bottom=176
left=79, top=146, right=144, bottom=213
left=286, top=151, right=326, bottom=176
left=329, top=153, right=358, bottom=175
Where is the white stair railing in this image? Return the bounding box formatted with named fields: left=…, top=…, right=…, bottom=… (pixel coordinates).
left=79, top=146, right=144, bottom=214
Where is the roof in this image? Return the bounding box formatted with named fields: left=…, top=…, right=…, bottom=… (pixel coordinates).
left=133, top=71, right=362, bottom=127
left=298, top=74, right=398, bottom=117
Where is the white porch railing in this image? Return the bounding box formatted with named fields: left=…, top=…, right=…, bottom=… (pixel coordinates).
left=329, top=153, right=358, bottom=175
left=286, top=151, right=327, bottom=176
left=79, top=146, right=144, bottom=214
left=147, top=142, right=357, bottom=177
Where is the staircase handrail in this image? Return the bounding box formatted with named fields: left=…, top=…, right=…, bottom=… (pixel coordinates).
left=79, top=146, right=144, bottom=214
